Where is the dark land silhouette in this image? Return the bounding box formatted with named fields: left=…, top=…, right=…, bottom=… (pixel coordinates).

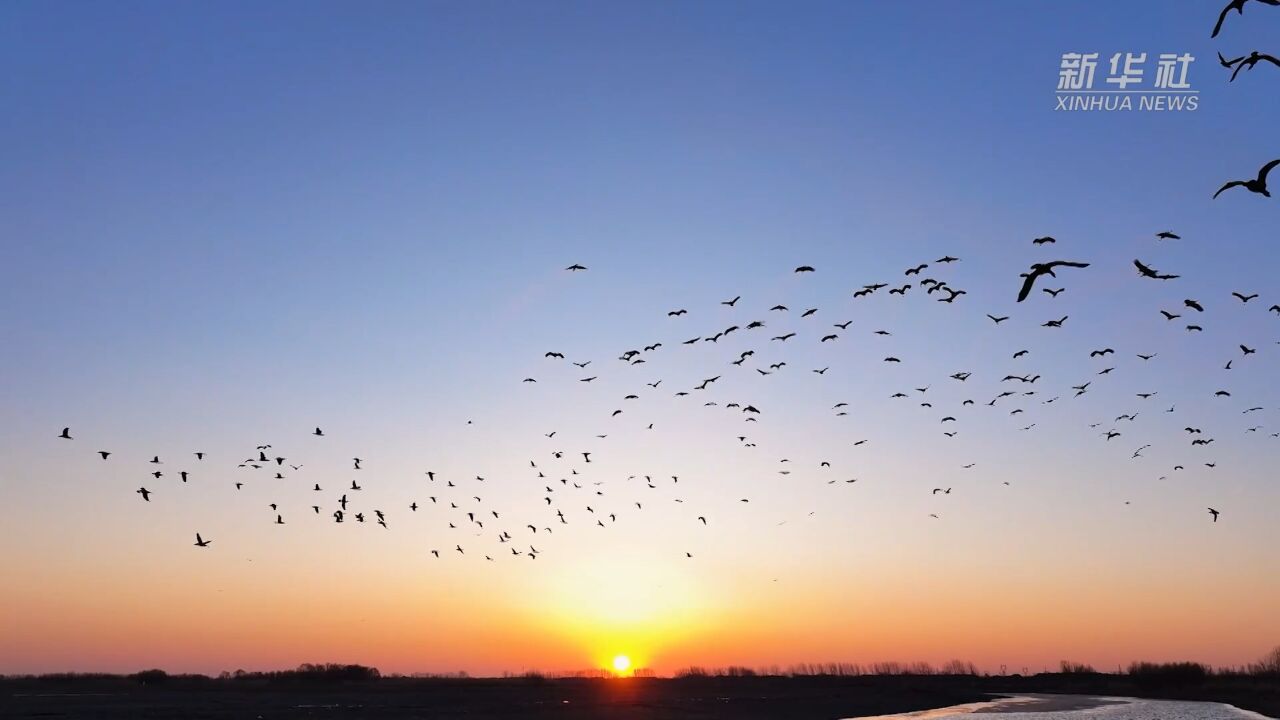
left=5, top=657, right=1280, bottom=719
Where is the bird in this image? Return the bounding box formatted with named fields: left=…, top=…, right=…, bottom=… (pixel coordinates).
left=565, top=264, right=587, bottom=271
left=1156, top=231, right=1181, bottom=240
left=1232, top=292, right=1258, bottom=303
left=1211, top=0, right=1280, bottom=38
left=1214, top=158, right=1280, bottom=198
left=313, top=427, right=324, bottom=436
left=1208, top=507, right=1220, bottom=522
left=794, top=265, right=815, bottom=273
left=194, top=533, right=211, bottom=547
left=97, top=451, right=110, bottom=460
left=722, top=296, right=741, bottom=307
left=1185, top=299, right=1205, bottom=312
left=136, top=487, right=151, bottom=501
left=1227, top=50, right=1280, bottom=80
left=1135, top=259, right=1180, bottom=280
left=1032, top=236, right=1056, bottom=245
left=1042, top=316, right=1068, bottom=328
left=987, top=315, right=1009, bottom=324
left=668, top=309, right=687, bottom=316
left=1016, top=261, right=1090, bottom=302
left=58, top=427, right=71, bottom=440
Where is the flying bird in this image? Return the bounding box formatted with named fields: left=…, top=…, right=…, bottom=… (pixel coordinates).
left=1016, top=261, right=1090, bottom=302
left=1135, top=259, right=1180, bottom=280
left=1214, top=158, right=1280, bottom=198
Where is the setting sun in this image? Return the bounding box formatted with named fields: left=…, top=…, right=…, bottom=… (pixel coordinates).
left=612, top=655, right=632, bottom=674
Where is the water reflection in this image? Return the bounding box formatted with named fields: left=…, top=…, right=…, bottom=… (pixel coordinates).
left=849, top=694, right=1272, bottom=720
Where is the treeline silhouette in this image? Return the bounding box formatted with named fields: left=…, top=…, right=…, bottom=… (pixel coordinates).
left=674, top=659, right=980, bottom=678
left=4, top=651, right=1279, bottom=718
left=6, top=649, right=1280, bottom=685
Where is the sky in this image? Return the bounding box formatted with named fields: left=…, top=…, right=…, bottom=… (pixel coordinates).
left=2, top=0, right=1279, bottom=677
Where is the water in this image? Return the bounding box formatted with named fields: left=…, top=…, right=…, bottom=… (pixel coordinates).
left=849, top=694, right=1273, bottom=720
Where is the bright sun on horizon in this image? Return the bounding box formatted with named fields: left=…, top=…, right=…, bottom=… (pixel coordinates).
left=612, top=655, right=631, bottom=674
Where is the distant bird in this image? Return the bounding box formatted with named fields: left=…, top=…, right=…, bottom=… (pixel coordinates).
left=136, top=487, right=151, bottom=501
left=1232, top=292, right=1258, bottom=303
left=1208, top=507, right=1220, bottom=522
left=313, top=427, right=324, bottom=436
left=1042, top=288, right=1065, bottom=297
left=58, top=427, right=71, bottom=440
left=1042, top=316, right=1068, bottom=328
left=565, top=264, right=587, bottom=271
left=98, top=451, right=110, bottom=460
left=987, top=314, right=1009, bottom=324
left=1214, top=158, right=1280, bottom=198
left=668, top=309, right=687, bottom=316
left=1185, top=299, right=1205, bottom=312
left=1032, top=236, right=1056, bottom=245
left=1156, top=231, right=1181, bottom=240
left=722, top=296, right=741, bottom=307
left=794, top=265, right=815, bottom=273
left=194, top=533, right=211, bottom=547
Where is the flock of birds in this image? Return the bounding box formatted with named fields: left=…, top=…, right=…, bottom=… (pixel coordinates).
left=43, top=2, right=1279, bottom=560
left=52, top=224, right=1277, bottom=559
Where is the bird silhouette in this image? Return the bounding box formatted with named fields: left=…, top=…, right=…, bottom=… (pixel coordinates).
left=1135, top=259, right=1180, bottom=280
left=1211, top=0, right=1280, bottom=38
left=1214, top=158, right=1280, bottom=198
left=1016, top=261, right=1090, bottom=302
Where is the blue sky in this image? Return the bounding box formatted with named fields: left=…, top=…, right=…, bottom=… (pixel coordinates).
left=2, top=1, right=1279, bottom=674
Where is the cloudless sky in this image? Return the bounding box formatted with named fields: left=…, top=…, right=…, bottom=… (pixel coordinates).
left=2, top=0, right=1279, bottom=676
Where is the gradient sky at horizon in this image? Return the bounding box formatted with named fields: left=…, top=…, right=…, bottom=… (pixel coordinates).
left=2, top=1, right=1279, bottom=676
